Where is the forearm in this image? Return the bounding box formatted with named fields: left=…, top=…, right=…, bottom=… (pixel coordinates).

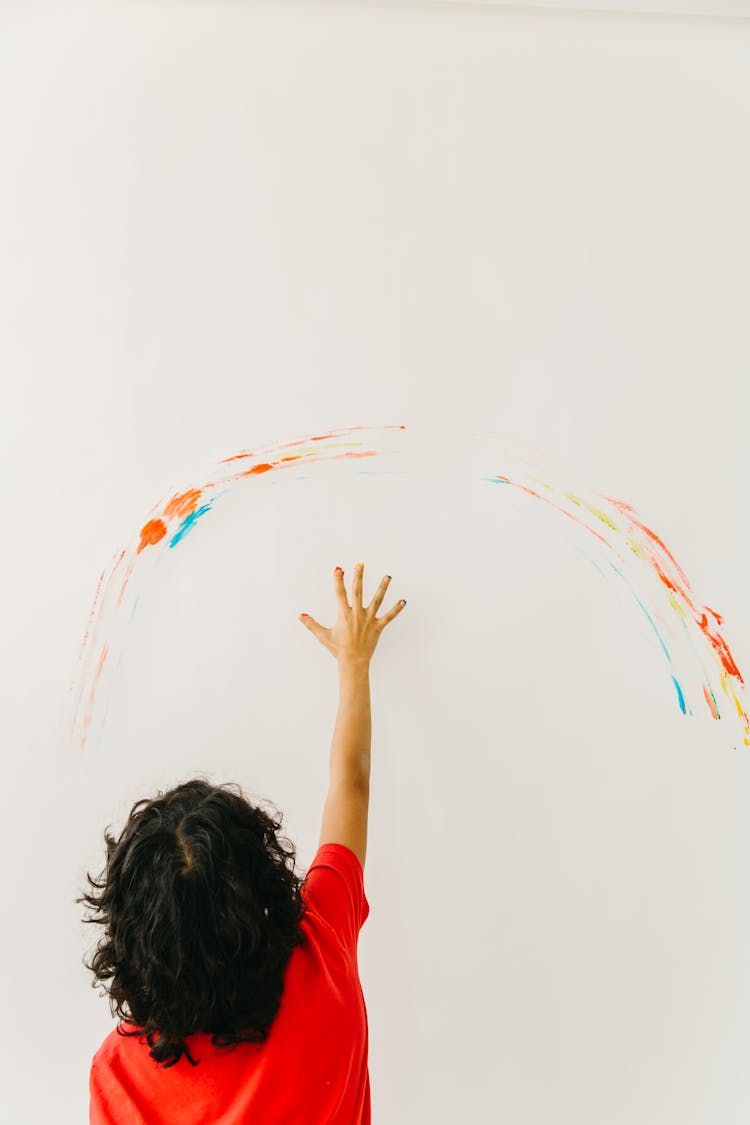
left=328, top=659, right=371, bottom=789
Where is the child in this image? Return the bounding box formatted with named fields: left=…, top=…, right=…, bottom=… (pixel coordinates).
left=79, top=563, right=406, bottom=1124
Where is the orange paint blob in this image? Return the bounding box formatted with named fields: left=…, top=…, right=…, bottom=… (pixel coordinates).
left=137, top=519, right=168, bottom=554
left=163, top=489, right=203, bottom=520
left=240, top=462, right=274, bottom=477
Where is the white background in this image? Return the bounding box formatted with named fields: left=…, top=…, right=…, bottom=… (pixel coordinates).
left=1, top=1, right=749, bottom=1121
left=445, top=0, right=750, bottom=17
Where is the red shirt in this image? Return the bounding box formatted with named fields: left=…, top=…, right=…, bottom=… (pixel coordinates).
left=89, top=843, right=370, bottom=1124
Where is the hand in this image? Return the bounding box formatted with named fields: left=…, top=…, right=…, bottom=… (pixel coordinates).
left=299, top=563, right=406, bottom=664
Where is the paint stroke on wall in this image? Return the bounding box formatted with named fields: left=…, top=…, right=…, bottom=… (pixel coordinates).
left=67, top=423, right=748, bottom=752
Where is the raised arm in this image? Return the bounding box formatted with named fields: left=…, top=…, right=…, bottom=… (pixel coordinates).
left=319, top=658, right=371, bottom=868
left=299, top=563, right=406, bottom=871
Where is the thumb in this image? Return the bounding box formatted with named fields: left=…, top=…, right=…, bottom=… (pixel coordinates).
left=299, top=613, right=332, bottom=653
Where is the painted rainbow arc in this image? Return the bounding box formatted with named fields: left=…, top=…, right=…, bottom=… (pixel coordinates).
left=67, top=424, right=748, bottom=753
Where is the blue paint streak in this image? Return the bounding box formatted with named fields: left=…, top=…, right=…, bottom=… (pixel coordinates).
left=569, top=543, right=608, bottom=581
left=672, top=675, right=687, bottom=714
left=608, top=562, right=672, bottom=663
left=169, top=501, right=214, bottom=548
left=484, top=473, right=693, bottom=718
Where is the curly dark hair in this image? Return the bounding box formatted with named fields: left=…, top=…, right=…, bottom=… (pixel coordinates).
left=77, top=777, right=308, bottom=1068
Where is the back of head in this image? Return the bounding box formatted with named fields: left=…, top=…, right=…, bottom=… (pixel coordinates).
left=78, top=778, right=307, bottom=1067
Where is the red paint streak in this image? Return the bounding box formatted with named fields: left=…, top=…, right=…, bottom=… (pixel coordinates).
left=318, top=449, right=380, bottom=465
left=218, top=424, right=406, bottom=465
left=71, top=550, right=129, bottom=730
left=506, top=476, right=748, bottom=725
left=696, top=612, right=744, bottom=683
left=177, top=435, right=391, bottom=495
left=89, top=641, right=108, bottom=704
left=74, top=428, right=406, bottom=749
left=164, top=489, right=202, bottom=520
left=221, top=451, right=256, bottom=464
left=69, top=566, right=108, bottom=737
left=137, top=519, right=168, bottom=554
left=203, top=449, right=380, bottom=491
left=81, top=641, right=108, bottom=751
left=496, top=476, right=611, bottom=548
left=77, top=567, right=106, bottom=661
left=601, top=498, right=746, bottom=701
left=110, top=549, right=126, bottom=577
left=605, top=496, right=693, bottom=591
left=116, top=555, right=138, bottom=608
left=651, top=557, right=696, bottom=613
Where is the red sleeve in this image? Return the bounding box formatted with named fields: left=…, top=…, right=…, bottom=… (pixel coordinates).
left=303, top=843, right=370, bottom=952
left=89, top=1058, right=117, bottom=1125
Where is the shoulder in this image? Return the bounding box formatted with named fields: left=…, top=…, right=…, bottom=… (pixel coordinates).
left=92, top=1022, right=144, bottom=1067
left=306, top=842, right=367, bottom=901
left=308, top=841, right=365, bottom=876
left=302, top=843, right=370, bottom=948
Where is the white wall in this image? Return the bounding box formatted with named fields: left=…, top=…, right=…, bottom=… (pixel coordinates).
left=1, top=1, right=749, bottom=1121
left=443, top=0, right=750, bottom=18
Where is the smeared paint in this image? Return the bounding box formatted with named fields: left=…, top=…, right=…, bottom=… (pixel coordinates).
left=696, top=611, right=743, bottom=682
left=703, top=682, right=720, bottom=720
left=69, top=424, right=748, bottom=752
left=164, top=489, right=204, bottom=520
left=606, top=496, right=694, bottom=591
left=488, top=467, right=746, bottom=745
left=492, top=470, right=746, bottom=742
left=169, top=501, right=214, bottom=548
left=672, top=676, right=687, bottom=714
